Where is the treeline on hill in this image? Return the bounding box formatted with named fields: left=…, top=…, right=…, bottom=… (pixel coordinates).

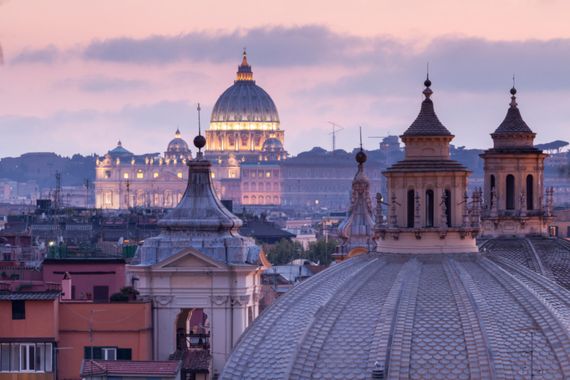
left=265, top=238, right=338, bottom=266
left=0, top=153, right=96, bottom=188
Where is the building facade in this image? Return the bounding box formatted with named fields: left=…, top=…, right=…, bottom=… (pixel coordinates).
left=94, top=134, right=191, bottom=209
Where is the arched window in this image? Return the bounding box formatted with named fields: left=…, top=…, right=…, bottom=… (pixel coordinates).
left=407, top=189, right=415, bottom=228
left=506, top=175, right=515, bottom=210
left=425, top=189, right=434, bottom=227
left=490, top=175, right=496, bottom=208
left=445, top=190, right=452, bottom=227
left=526, top=175, right=534, bottom=210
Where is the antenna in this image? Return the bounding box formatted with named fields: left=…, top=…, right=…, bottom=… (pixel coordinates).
left=426, top=62, right=430, bottom=80
left=328, top=122, right=344, bottom=152
left=359, top=126, right=363, bottom=150
left=512, top=74, right=516, bottom=88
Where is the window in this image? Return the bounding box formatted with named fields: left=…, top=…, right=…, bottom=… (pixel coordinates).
left=177, top=172, right=183, bottom=179
left=265, top=171, right=271, bottom=178
left=102, top=347, right=117, bottom=360
left=123, top=173, right=129, bottom=179
left=0, top=343, right=52, bottom=372
left=93, top=286, right=109, bottom=303
left=153, top=172, right=159, bottom=179
left=104, top=191, right=113, bottom=206
left=407, top=189, right=415, bottom=228
left=12, top=300, right=25, bottom=320
left=445, top=190, right=452, bottom=227
left=136, top=170, right=144, bottom=179
left=425, top=189, right=434, bottom=227
left=84, top=347, right=131, bottom=361
left=506, top=174, right=515, bottom=210
left=489, top=175, right=496, bottom=208
left=104, top=170, right=112, bottom=179
left=526, top=175, right=534, bottom=210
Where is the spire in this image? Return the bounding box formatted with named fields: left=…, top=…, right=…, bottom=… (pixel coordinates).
left=492, top=84, right=534, bottom=135
left=193, top=102, right=206, bottom=159
left=236, top=48, right=254, bottom=82
left=337, top=142, right=377, bottom=256
left=401, top=75, right=451, bottom=137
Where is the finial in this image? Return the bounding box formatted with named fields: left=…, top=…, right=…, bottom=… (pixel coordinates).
left=193, top=102, right=206, bottom=154
left=355, top=126, right=367, bottom=164
left=509, top=76, right=518, bottom=108
left=424, top=62, right=431, bottom=88
left=422, top=70, right=433, bottom=99
left=175, top=128, right=181, bottom=138
left=117, top=140, right=122, bottom=147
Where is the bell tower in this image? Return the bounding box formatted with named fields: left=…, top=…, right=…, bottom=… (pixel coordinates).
left=480, top=86, right=552, bottom=237
left=376, top=77, right=480, bottom=253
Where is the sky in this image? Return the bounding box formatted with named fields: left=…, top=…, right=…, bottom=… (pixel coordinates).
left=1, top=0, right=570, bottom=157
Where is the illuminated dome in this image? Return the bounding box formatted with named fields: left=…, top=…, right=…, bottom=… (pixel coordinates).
left=166, top=129, right=190, bottom=153
left=210, top=51, right=280, bottom=127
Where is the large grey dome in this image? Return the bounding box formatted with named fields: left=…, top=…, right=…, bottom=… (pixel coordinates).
left=210, top=52, right=279, bottom=124
left=222, top=252, right=570, bottom=379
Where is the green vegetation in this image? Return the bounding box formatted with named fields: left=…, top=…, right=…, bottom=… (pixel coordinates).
left=265, top=238, right=337, bottom=266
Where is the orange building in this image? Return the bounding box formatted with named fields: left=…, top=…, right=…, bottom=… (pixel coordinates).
left=0, top=282, right=60, bottom=380
left=0, top=281, right=152, bottom=380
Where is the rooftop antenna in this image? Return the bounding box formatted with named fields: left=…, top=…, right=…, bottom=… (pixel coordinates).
left=328, top=122, right=344, bottom=153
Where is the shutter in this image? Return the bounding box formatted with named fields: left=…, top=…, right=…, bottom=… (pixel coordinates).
left=117, top=348, right=132, bottom=360
left=93, top=347, right=103, bottom=360
left=84, top=347, right=91, bottom=359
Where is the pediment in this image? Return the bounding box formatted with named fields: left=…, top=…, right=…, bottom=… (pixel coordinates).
left=153, top=248, right=226, bottom=270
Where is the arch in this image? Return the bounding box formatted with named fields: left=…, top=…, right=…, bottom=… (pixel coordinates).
left=506, top=174, right=515, bottom=210
left=445, top=189, right=452, bottom=227
left=425, top=189, right=434, bottom=227
left=407, top=189, right=415, bottom=228
left=526, top=174, right=534, bottom=210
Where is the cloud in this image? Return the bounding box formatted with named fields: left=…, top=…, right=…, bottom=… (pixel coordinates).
left=61, top=75, right=151, bottom=93
left=81, top=25, right=367, bottom=66
left=12, top=45, right=60, bottom=64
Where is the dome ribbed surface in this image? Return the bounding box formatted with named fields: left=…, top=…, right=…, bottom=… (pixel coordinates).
left=210, top=81, right=279, bottom=123
left=402, top=98, right=452, bottom=137
left=166, top=137, right=189, bottom=153
left=222, top=252, right=570, bottom=379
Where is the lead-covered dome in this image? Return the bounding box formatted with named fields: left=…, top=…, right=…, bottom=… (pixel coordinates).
left=222, top=252, right=570, bottom=379
left=166, top=129, right=190, bottom=153
left=262, top=137, right=284, bottom=152
left=210, top=51, right=280, bottom=124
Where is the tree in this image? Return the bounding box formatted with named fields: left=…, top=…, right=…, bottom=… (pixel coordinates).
left=306, top=239, right=337, bottom=266
left=265, top=239, right=303, bottom=265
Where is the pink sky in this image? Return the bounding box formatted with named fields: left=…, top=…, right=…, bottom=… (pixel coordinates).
left=1, top=0, right=570, bottom=157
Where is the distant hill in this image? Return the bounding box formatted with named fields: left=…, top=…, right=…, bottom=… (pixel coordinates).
left=0, top=153, right=96, bottom=188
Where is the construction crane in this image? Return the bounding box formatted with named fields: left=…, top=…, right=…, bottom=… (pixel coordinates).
left=328, top=122, right=344, bottom=152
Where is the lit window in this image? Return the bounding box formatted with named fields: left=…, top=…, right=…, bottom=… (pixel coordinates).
left=153, top=172, right=159, bottom=179
left=104, top=171, right=112, bottom=179
left=136, top=170, right=144, bottom=179
left=211, top=172, right=216, bottom=179
left=177, top=172, right=183, bottom=179
left=266, top=171, right=271, bottom=178
left=123, top=173, right=129, bottom=179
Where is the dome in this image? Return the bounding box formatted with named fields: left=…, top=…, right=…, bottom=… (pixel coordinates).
left=222, top=252, right=570, bottom=379
left=210, top=52, right=280, bottom=124
left=262, top=137, right=284, bottom=152
left=108, top=140, right=133, bottom=157
left=166, top=129, right=190, bottom=153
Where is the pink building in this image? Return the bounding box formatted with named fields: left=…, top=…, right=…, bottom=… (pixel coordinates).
left=42, top=258, right=126, bottom=302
